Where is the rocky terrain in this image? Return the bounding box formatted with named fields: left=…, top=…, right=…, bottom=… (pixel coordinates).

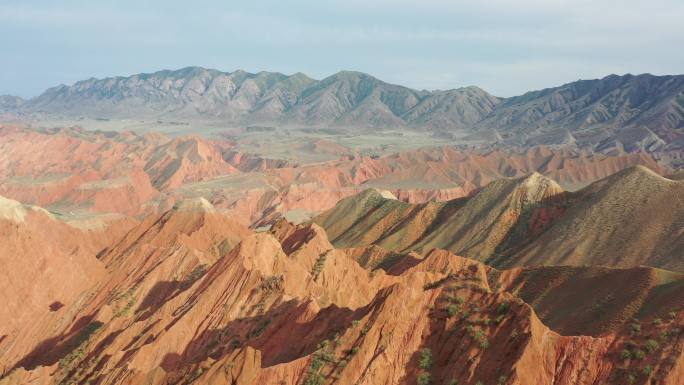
left=4, top=68, right=683, bottom=165
left=0, top=124, right=671, bottom=228
left=0, top=120, right=683, bottom=384
left=0, top=184, right=683, bottom=385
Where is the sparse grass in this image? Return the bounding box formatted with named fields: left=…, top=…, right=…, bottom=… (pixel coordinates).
left=186, top=264, right=207, bottom=282
left=311, top=253, right=327, bottom=281
left=113, top=288, right=138, bottom=318
left=248, top=318, right=271, bottom=338
left=303, top=340, right=336, bottom=385
left=58, top=321, right=104, bottom=372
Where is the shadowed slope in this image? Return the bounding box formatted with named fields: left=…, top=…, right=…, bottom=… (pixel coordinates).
left=313, top=166, right=684, bottom=271
left=507, top=166, right=684, bottom=270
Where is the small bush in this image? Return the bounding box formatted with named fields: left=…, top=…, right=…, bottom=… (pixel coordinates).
left=469, top=328, right=489, bottom=349
left=642, top=365, right=652, bottom=376
left=633, top=349, right=646, bottom=360
left=419, top=348, right=433, bottom=370
left=620, top=349, right=632, bottom=360
left=417, top=373, right=431, bottom=385
left=447, top=303, right=461, bottom=317
left=644, top=339, right=659, bottom=353
left=497, top=302, right=510, bottom=314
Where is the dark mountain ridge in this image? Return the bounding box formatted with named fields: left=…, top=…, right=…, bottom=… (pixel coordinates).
left=5, top=67, right=684, bottom=160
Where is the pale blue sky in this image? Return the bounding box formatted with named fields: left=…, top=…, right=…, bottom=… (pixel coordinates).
left=1, top=0, right=683, bottom=98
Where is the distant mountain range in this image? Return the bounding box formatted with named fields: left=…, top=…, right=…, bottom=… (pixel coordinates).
left=2, top=67, right=684, bottom=155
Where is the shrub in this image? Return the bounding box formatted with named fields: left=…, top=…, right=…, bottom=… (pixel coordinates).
left=419, top=348, right=433, bottom=370
left=447, top=303, right=461, bottom=317
left=642, top=365, right=652, bottom=376
left=620, top=349, right=632, bottom=360
left=632, top=349, right=646, bottom=360
left=630, top=323, right=641, bottom=336
left=644, top=339, right=659, bottom=353
left=470, top=328, right=489, bottom=349
left=497, top=302, right=510, bottom=314
left=417, top=373, right=431, bottom=385
left=303, top=343, right=336, bottom=385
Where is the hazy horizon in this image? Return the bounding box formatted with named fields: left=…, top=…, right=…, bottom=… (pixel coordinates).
left=2, top=0, right=683, bottom=98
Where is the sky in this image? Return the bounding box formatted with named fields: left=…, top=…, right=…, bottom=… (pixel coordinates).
left=1, top=0, right=683, bottom=98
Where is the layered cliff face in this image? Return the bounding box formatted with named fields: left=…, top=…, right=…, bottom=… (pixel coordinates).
left=1, top=208, right=682, bottom=385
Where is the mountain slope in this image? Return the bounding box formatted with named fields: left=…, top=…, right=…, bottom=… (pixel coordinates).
left=7, top=69, right=684, bottom=162
left=7, top=69, right=683, bottom=140
left=0, top=95, right=24, bottom=113
left=312, top=166, right=684, bottom=271
left=2, top=215, right=684, bottom=385
left=311, top=173, right=566, bottom=262
left=505, top=165, right=684, bottom=270
left=25, top=67, right=317, bottom=120
left=476, top=73, right=684, bottom=153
